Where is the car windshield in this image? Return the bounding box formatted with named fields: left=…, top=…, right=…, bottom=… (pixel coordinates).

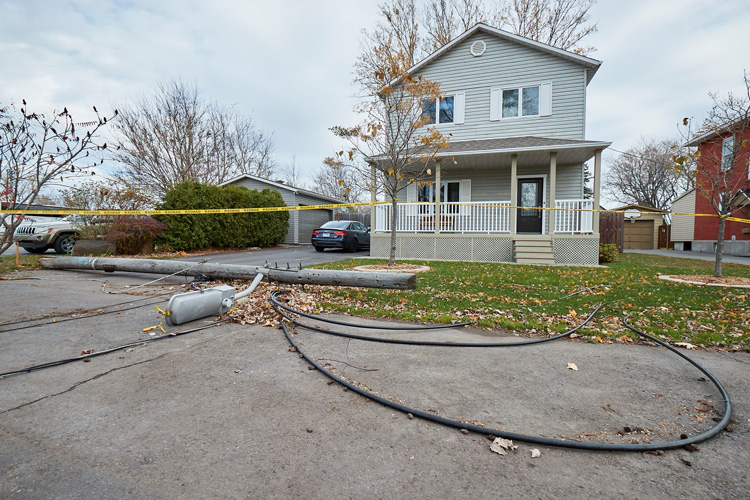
left=320, top=221, right=350, bottom=229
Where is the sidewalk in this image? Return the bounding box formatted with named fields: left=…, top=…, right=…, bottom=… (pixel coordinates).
left=625, top=248, right=750, bottom=265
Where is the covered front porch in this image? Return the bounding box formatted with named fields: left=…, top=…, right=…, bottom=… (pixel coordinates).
left=369, top=137, right=609, bottom=265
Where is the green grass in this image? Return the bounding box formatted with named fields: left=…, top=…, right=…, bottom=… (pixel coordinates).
left=309, top=253, right=750, bottom=351
left=0, top=254, right=42, bottom=274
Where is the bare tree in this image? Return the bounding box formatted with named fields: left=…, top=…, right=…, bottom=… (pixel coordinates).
left=332, top=12, right=449, bottom=264
left=278, top=155, right=306, bottom=188
left=422, top=0, right=488, bottom=53
left=114, top=80, right=275, bottom=200
left=493, top=0, right=598, bottom=54
left=604, top=137, right=694, bottom=211
left=679, top=72, right=750, bottom=278
left=315, top=159, right=368, bottom=204
left=0, top=100, right=114, bottom=253
left=355, top=0, right=422, bottom=93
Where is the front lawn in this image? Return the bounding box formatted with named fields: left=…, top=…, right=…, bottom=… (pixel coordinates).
left=309, top=253, right=750, bottom=351
left=0, top=254, right=42, bottom=275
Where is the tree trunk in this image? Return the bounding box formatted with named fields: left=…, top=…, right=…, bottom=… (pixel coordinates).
left=389, top=197, right=398, bottom=266
left=714, top=216, right=726, bottom=278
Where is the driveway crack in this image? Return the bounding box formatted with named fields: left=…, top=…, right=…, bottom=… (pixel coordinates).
left=0, top=353, right=170, bottom=415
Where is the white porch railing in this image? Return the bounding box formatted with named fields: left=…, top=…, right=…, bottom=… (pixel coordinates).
left=375, top=202, right=511, bottom=233
left=554, top=199, right=594, bottom=233
left=374, top=200, right=594, bottom=234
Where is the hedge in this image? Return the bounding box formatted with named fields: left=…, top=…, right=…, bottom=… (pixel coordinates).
left=157, top=182, right=289, bottom=251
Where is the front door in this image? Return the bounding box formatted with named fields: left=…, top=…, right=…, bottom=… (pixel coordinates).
left=517, top=178, right=543, bottom=233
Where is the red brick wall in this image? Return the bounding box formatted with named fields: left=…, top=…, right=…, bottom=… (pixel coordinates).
left=693, top=128, right=750, bottom=241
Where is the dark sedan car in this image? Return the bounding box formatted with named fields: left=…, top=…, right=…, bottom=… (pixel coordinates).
left=311, top=220, right=370, bottom=252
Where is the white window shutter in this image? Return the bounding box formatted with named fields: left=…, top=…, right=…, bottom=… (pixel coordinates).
left=490, top=89, right=500, bottom=121
left=453, top=92, right=465, bottom=124
left=540, top=83, right=552, bottom=116
left=406, top=182, right=417, bottom=201
left=460, top=179, right=472, bottom=216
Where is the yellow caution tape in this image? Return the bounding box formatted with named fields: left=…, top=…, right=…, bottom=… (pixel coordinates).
left=3, top=199, right=749, bottom=224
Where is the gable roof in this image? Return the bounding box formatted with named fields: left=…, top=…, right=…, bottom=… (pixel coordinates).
left=686, top=116, right=750, bottom=147
left=612, top=203, right=668, bottom=213
left=403, top=23, right=603, bottom=84
left=219, top=174, right=345, bottom=204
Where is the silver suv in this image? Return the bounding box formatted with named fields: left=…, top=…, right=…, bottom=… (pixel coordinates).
left=14, top=215, right=81, bottom=254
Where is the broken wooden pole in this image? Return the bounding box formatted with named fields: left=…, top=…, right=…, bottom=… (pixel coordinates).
left=39, top=256, right=416, bottom=290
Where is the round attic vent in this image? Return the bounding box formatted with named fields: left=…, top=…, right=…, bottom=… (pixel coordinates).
left=470, top=40, right=486, bottom=56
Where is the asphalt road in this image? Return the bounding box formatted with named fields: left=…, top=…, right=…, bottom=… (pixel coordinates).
left=0, top=269, right=748, bottom=499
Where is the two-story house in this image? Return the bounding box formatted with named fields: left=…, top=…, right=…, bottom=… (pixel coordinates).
left=671, top=117, right=750, bottom=256
left=368, top=23, right=610, bottom=265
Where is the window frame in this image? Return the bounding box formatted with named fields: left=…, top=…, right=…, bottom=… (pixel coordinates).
left=721, top=136, right=735, bottom=171
left=422, top=95, right=456, bottom=125
left=501, top=85, right=541, bottom=119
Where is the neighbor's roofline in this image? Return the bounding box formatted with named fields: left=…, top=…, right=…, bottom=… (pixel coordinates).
left=219, top=174, right=345, bottom=204
left=686, top=116, right=750, bottom=147
left=390, top=23, right=602, bottom=89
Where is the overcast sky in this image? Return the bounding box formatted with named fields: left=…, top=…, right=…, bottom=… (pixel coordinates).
left=2, top=0, right=749, bottom=206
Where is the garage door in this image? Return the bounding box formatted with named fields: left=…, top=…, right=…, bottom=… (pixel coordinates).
left=624, top=220, right=654, bottom=249
left=298, top=209, right=332, bottom=243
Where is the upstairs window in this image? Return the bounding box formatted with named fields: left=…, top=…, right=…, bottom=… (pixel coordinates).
left=422, top=95, right=461, bottom=125
left=502, top=86, right=540, bottom=118
left=722, top=136, right=734, bottom=170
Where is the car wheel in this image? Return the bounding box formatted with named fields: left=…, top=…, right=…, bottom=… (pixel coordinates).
left=314, top=245, right=324, bottom=252
left=24, top=246, right=48, bottom=254
left=53, top=233, right=77, bottom=254
left=348, top=239, right=358, bottom=253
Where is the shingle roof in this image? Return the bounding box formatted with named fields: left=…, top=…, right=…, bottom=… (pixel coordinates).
left=441, top=136, right=604, bottom=154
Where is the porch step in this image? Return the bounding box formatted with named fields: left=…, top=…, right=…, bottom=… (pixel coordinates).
left=513, top=239, right=555, bottom=265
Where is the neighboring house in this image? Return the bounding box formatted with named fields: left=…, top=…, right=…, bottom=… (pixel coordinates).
left=219, top=175, right=345, bottom=245
left=612, top=204, right=667, bottom=250
left=683, top=118, right=750, bottom=256
left=670, top=189, right=696, bottom=251
left=369, top=23, right=610, bottom=265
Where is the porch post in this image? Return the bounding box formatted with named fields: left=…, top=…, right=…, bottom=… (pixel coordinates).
left=435, top=160, right=441, bottom=234
left=510, top=154, right=518, bottom=236
left=369, top=161, right=377, bottom=230
left=549, top=152, right=557, bottom=234
left=593, top=149, right=602, bottom=234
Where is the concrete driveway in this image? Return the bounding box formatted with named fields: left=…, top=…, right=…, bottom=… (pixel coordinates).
left=0, top=269, right=748, bottom=499
left=182, top=244, right=368, bottom=268
left=625, top=248, right=750, bottom=265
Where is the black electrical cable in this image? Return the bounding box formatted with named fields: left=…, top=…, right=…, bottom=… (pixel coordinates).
left=0, top=319, right=229, bottom=379
left=274, top=291, right=732, bottom=451
left=0, top=293, right=170, bottom=329
left=0, top=298, right=169, bottom=334
left=271, top=290, right=603, bottom=347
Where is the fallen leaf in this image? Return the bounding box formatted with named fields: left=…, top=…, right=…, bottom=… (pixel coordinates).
left=530, top=449, right=541, bottom=458
left=567, top=362, right=579, bottom=371
left=675, top=342, right=697, bottom=350
left=490, top=437, right=517, bottom=456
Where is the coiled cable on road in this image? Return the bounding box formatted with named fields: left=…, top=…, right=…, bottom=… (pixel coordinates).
left=271, top=289, right=603, bottom=347
left=273, top=289, right=733, bottom=451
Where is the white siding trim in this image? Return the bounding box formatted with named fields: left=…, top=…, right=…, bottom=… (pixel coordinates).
left=490, top=88, right=500, bottom=121
left=540, top=82, right=552, bottom=116
left=407, top=182, right=417, bottom=201
left=460, top=179, right=472, bottom=216
left=454, top=92, right=466, bottom=124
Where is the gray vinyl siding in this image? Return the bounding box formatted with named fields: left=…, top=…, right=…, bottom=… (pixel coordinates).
left=671, top=190, right=695, bottom=242
left=415, top=31, right=587, bottom=141
left=399, top=163, right=582, bottom=202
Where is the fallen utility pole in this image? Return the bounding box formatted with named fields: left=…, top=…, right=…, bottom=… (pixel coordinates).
left=40, top=256, right=416, bottom=290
